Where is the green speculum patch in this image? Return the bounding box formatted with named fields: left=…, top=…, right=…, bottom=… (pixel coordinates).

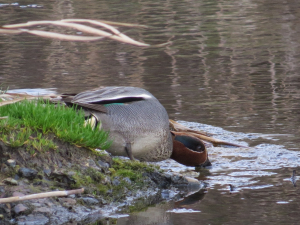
left=0, top=99, right=111, bottom=153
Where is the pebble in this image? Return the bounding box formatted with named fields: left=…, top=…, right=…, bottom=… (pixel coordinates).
left=81, top=197, right=100, bottom=205
left=17, top=214, right=49, bottom=225
left=59, top=198, right=77, bottom=207
left=13, top=174, right=20, bottom=180
left=18, top=167, right=38, bottom=180
left=112, top=178, right=120, bottom=186
left=88, top=159, right=97, bottom=167
left=101, top=175, right=111, bottom=185
left=185, top=177, right=201, bottom=188
left=12, top=192, right=25, bottom=197
left=3, top=178, right=18, bottom=185
left=123, top=177, right=132, bottom=184
left=13, top=204, right=28, bottom=215
left=97, top=160, right=110, bottom=173
left=43, top=168, right=51, bottom=177
left=0, top=163, right=9, bottom=173
left=6, top=159, right=16, bottom=168
left=34, top=206, right=52, bottom=214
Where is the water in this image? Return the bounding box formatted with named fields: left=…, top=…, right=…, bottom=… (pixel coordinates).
left=1, top=0, right=300, bottom=224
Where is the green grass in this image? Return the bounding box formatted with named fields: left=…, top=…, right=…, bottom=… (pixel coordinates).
left=0, top=99, right=111, bottom=150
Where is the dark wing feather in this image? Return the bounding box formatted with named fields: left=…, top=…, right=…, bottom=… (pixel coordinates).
left=61, top=94, right=107, bottom=113
left=61, top=86, right=154, bottom=113
left=73, top=86, right=153, bottom=104
left=73, top=102, right=107, bottom=113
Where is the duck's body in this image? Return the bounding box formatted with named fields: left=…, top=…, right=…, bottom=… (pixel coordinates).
left=63, top=86, right=172, bottom=162
left=61, top=86, right=210, bottom=167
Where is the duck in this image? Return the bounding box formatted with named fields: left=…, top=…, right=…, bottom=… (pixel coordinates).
left=61, top=86, right=211, bottom=167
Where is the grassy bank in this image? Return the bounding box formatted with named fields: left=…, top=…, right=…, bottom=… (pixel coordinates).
left=0, top=99, right=111, bottom=154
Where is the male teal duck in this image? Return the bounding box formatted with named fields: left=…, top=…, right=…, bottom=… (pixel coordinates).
left=61, top=86, right=211, bottom=167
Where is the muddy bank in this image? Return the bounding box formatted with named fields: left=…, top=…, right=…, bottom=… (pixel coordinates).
left=0, top=136, right=203, bottom=225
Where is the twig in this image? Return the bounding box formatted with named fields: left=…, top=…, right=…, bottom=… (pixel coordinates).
left=0, top=188, right=84, bottom=204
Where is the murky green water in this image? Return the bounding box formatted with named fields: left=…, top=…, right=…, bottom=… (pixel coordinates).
left=1, top=0, right=300, bottom=224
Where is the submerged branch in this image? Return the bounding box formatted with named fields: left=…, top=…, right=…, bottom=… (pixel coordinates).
left=0, top=19, right=170, bottom=47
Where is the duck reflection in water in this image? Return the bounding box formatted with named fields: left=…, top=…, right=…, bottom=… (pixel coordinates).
left=61, top=86, right=211, bottom=167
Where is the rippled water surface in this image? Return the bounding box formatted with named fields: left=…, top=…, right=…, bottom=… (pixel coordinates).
left=1, top=0, right=300, bottom=224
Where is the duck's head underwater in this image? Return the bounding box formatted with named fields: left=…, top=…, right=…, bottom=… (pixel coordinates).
left=61, top=86, right=211, bottom=167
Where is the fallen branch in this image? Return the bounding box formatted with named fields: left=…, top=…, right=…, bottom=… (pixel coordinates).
left=0, top=188, right=84, bottom=204
left=0, top=19, right=170, bottom=47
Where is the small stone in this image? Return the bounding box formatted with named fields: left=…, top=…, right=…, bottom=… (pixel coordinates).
left=34, top=207, right=52, bottom=214
left=123, top=177, right=132, bottom=184
left=0, top=203, right=11, bottom=214
left=46, top=202, right=54, bottom=207
left=16, top=214, right=49, bottom=225
left=67, top=171, right=76, bottom=178
left=3, top=178, right=18, bottom=185
left=13, top=204, right=28, bottom=215
left=12, top=192, right=25, bottom=197
left=81, top=197, right=99, bottom=205
left=0, top=214, right=3, bottom=219
left=101, top=175, right=111, bottom=185
left=185, top=176, right=201, bottom=188
left=6, top=159, right=16, bottom=168
left=97, top=160, right=110, bottom=173
left=50, top=170, right=75, bottom=184
left=43, top=168, right=51, bottom=176
left=59, top=198, right=76, bottom=207
left=14, top=174, right=20, bottom=180
left=18, top=167, right=38, bottom=180
left=0, top=163, right=9, bottom=173
left=161, top=190, right=170, bottom=199
left=112, top=178, right=120, bottom=186
left=88, top=159, right=97, bottom=167
left=171, top=174, right=186, bottom=184
left=101, top=198, right=107, bottom=205
left=31, top=203, right=42, bottom=207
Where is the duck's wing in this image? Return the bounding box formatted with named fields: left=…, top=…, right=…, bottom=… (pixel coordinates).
left=61, top=86, right=154, bottom=113
left=72, top=86, right=154, bottom=105
left=61, top=93, right=107, bottom=113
